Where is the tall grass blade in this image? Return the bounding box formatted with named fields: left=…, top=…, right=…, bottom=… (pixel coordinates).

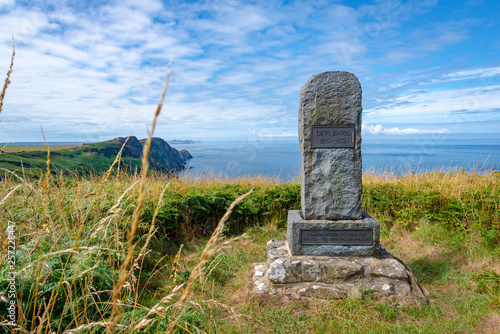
left=107, top=63, right=171, bottom=332
left=165, top=188, right=253, bottom=334
left=0, top=36, right=14, bottom=116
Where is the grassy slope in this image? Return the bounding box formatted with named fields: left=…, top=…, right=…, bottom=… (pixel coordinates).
left=0, top=171, right=499, bottom=333
left=0, top=144, right=133, bottom=177
left=0, top=138, right=188, bottom=177
left=0, top=145, right=83, bottom=153
left=0, top=141, right=154, bottom=177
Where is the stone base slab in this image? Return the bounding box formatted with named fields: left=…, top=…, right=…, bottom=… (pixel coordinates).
left=253, top=240, right=428, bottom=305
left=286, top=210, right=380, bottom=257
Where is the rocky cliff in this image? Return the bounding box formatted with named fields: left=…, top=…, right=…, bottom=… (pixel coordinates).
left=139, top=137, right=192, bottom=172
left=106, top=136, right=192, bottom=172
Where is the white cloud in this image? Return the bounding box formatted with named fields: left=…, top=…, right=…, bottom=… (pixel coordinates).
left=441, top=67, right=500, bottom=81
left=0, top=0, right=14, bottom=9
left=259, top=133, right=297, bottom=137
left=362, top=124, right=451, bottom=135
left=122, top=0, right=164, bottom=14
left=383, top=49, right=417, bottom=64
left=418, top=31, right=467, bottom=52
left=364, top=84, right=500, bottom=125
left=0, top=0, right=498, bottom=142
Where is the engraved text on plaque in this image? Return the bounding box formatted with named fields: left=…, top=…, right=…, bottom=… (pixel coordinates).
left=301, top=229, right=372, bottom=246
left=310, top=126, right=355, bottom=148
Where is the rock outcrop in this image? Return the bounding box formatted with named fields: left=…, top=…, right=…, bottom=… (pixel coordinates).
left=103, top=136, right=192, bottom=173
left=140, top=137, right=192, bottom=172
left=178, top=149, right=193, bottom=161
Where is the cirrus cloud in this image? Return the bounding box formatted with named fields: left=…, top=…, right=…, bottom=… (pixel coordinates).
left=362, top=124, right=451, bottom=135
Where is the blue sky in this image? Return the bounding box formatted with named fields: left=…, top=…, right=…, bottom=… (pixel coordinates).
left=0, top=0, right=499, bottom=143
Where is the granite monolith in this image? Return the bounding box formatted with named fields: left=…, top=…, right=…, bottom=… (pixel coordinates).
left=299, top=71, right=362, bottom=220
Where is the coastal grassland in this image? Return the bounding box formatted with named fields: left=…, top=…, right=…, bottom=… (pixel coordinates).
left=0, top=169, right=499, bottom=333
left=0, top=143, right=143, bottom=177
left=0, top=145, right=82, bottom=153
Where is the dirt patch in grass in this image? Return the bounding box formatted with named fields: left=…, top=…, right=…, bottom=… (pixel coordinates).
left=391, top=233, right=445, bottom=261
left=233, top=269, right=256, bottom=308
left=466, top=259, right=500, bottom=275
left=478, top=313, right=500, bottom=334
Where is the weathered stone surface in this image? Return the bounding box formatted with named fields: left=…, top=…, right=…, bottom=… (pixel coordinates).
left=268, top=257, right=307, bottom=284
left=297, top=285, right=348, bottom=299
left=364, top=257, right=407, bottom=280
left=252, top=240, right=429, bottom=305
left=357, top=278, right=413, bottom=298
left=267, top=240, right=289, bottom=262
left=302, top=261, right=327, bottom=282
left=286, top=210, right=380, bottom=256
left=299, top=71, right=362, bottom=220
left=325, top=259, right=363, bottom=281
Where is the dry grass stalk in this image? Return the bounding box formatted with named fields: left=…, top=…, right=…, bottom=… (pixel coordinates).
left=165, top=188, right=253, bottom=334
left=0, top=322, right=30, bottom=333
left=109, top=179, right=140, bottom=213
left=89, top=179, right=140, bottom=239
left=128, top=182, right=171, bottom=325
left=135, top=181, right=170, bottom=265
left=62, top=321, right=126, bottom=334
left=0, top=37, right=14, bottom=115
left=40, top=126, right=54, bottom=236
left=0, top=167, right=42, bottom=198
left=107, top=64, right=171, bottom=332
left=132, top=283, right=185, bottom=331
left=77, top=135, right=131, bottom=233
left=171, top=244, right=184, bottom=279
left=0, top=184, right=21, bottom=206
left=89, top=214, right=118, bottom=239
left=180, top=169, right=295, bottom=186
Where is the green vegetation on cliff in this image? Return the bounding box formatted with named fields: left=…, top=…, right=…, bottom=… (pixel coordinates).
left=0, top=136, right=191, bottom=177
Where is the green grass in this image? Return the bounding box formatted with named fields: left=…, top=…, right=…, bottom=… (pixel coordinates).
left=0, top=145, right=83, bottom=153
left=182, top=219, right=496, bottom=333
left=0, top=142, right=143, bottom=177
left=1, top=169, right=499, bottom=333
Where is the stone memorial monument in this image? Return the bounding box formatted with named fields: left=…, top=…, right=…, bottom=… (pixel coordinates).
left=253, top=71, right=428, bottom=304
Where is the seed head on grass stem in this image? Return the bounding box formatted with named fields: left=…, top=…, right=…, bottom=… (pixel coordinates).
left=0, top=36, right=14, bottom=116
left=165, top=188, right=253, bottom=334
left=0, top=168, right=42, bottom=198
left=75, top=135, right=131, bottom=241
left=107, top=63, right=171, bottom=332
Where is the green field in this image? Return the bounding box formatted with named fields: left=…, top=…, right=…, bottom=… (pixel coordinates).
left=0, top=137, right=189, bottom=178
left=0, top=143, right=134, bottom=177
left=1, top=169, right=499, bottom=333
left=0, top=144, right=82, bottom=153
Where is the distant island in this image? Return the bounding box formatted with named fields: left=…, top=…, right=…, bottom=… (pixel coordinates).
left=0, top=136, right=192, bottom=177
left=168, top=139, right=201, bottom=144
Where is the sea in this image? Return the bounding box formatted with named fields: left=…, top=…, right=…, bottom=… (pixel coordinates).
left=4, top=134, right=498, bottom=180
left=172, top=133, right=500, bottom=181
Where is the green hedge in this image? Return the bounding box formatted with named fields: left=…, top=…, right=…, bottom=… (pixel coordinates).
left=363, top=182, right=499, bottom=246
left=140, top=183, right=302, bottom=243
left=138, top=180, right=499, bottom=251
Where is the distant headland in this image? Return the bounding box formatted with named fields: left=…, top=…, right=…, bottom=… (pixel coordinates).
left=0, top=136, right=192, bottom=177
left=168, top=139, right=201, bottom=144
